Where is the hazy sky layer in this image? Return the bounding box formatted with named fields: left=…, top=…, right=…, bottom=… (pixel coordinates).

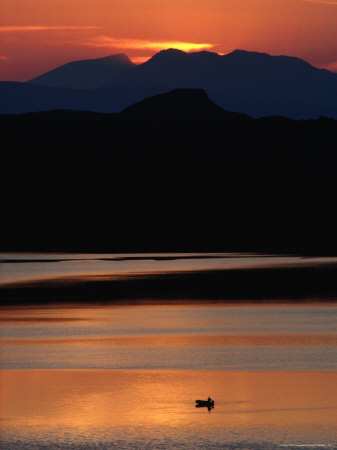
left=1, top=0, right=336, bottom=80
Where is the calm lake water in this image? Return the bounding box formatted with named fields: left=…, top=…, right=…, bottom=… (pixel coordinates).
left=1, top=253, right=337, bottom=448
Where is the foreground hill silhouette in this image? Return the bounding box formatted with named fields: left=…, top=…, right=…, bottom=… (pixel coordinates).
left=1, top=89, right=336, bottom=254
left=29, top=54, right=135, bottom=89
left=1, top=49, right=337, bottom=118
left=121, top=89, right=250, bottom=121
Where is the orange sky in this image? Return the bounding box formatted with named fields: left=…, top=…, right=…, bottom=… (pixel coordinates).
left=1, top=0, right=337, bottom=81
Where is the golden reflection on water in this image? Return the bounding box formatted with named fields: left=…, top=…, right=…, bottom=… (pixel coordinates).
left=2, top=334, right=337, bottom=347
left=1, top=370, right=337, bottom=445
left=2, top=304, right=337, bottom=371
left=1, top=304, right=337, bottom=445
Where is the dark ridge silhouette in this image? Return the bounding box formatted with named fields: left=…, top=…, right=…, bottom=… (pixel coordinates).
left=120, top=89, right=250, bottom=121
left=0, top=91, right=336, bottom=255
left=106, top=48, right=337, bottom=115
left=29, top=54, right=135, bottom=89
left=0, top=89, right=248, bottom=121
left=1, top=49, right=337, bottom=118
left=0, top=81, right=165, bottom=114
left=3, top=109, right=116, bottom=122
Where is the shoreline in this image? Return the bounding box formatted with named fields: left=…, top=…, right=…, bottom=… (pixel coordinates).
left=1, top=266, right=336, bottom=304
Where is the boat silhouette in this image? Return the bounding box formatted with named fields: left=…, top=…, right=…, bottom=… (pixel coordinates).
left=195, top=398, right=215, bottom=410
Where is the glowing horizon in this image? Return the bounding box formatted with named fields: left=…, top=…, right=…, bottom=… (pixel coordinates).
left=1, top=0, right=336, bottom=80
left=83, top=37, right=215, bottom=53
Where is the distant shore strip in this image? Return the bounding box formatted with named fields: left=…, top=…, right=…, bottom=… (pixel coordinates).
left=1, top=266, right=336, bottom=304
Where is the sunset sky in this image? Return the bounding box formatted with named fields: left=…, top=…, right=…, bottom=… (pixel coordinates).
left=1, top=0, right=337, bottom=81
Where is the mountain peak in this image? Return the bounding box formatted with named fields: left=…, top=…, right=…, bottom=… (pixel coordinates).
left=226, top=49, right=313, bottom=69
left=30, top=53, right=135, bottom=89
left=98, top=53, right=134, bottom=65
left=150, top=48, right=220, bottom=62
left=227, top=49, right=272, bottom=59
left=150, top=48, right=187, bottom=60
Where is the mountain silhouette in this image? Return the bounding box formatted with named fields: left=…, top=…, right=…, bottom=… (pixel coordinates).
left=1, top=49, right=337, bottom=118
left=29, top=54, right=135, bottom=89
left=107, top=48, right=337, bottom=110
left=120, top=88, right=250, bottom=121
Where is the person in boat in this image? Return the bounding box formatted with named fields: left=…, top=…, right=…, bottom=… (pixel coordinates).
left=208, top=396, right=213, bottom=403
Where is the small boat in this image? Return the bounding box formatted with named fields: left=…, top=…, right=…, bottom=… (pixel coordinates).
left=195, top=399, right=215, bottom=407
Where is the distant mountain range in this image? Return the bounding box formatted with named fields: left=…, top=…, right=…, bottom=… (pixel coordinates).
left=1, top=49, right=337, bottom=118
left=30, top=54, right=135, bottom=89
